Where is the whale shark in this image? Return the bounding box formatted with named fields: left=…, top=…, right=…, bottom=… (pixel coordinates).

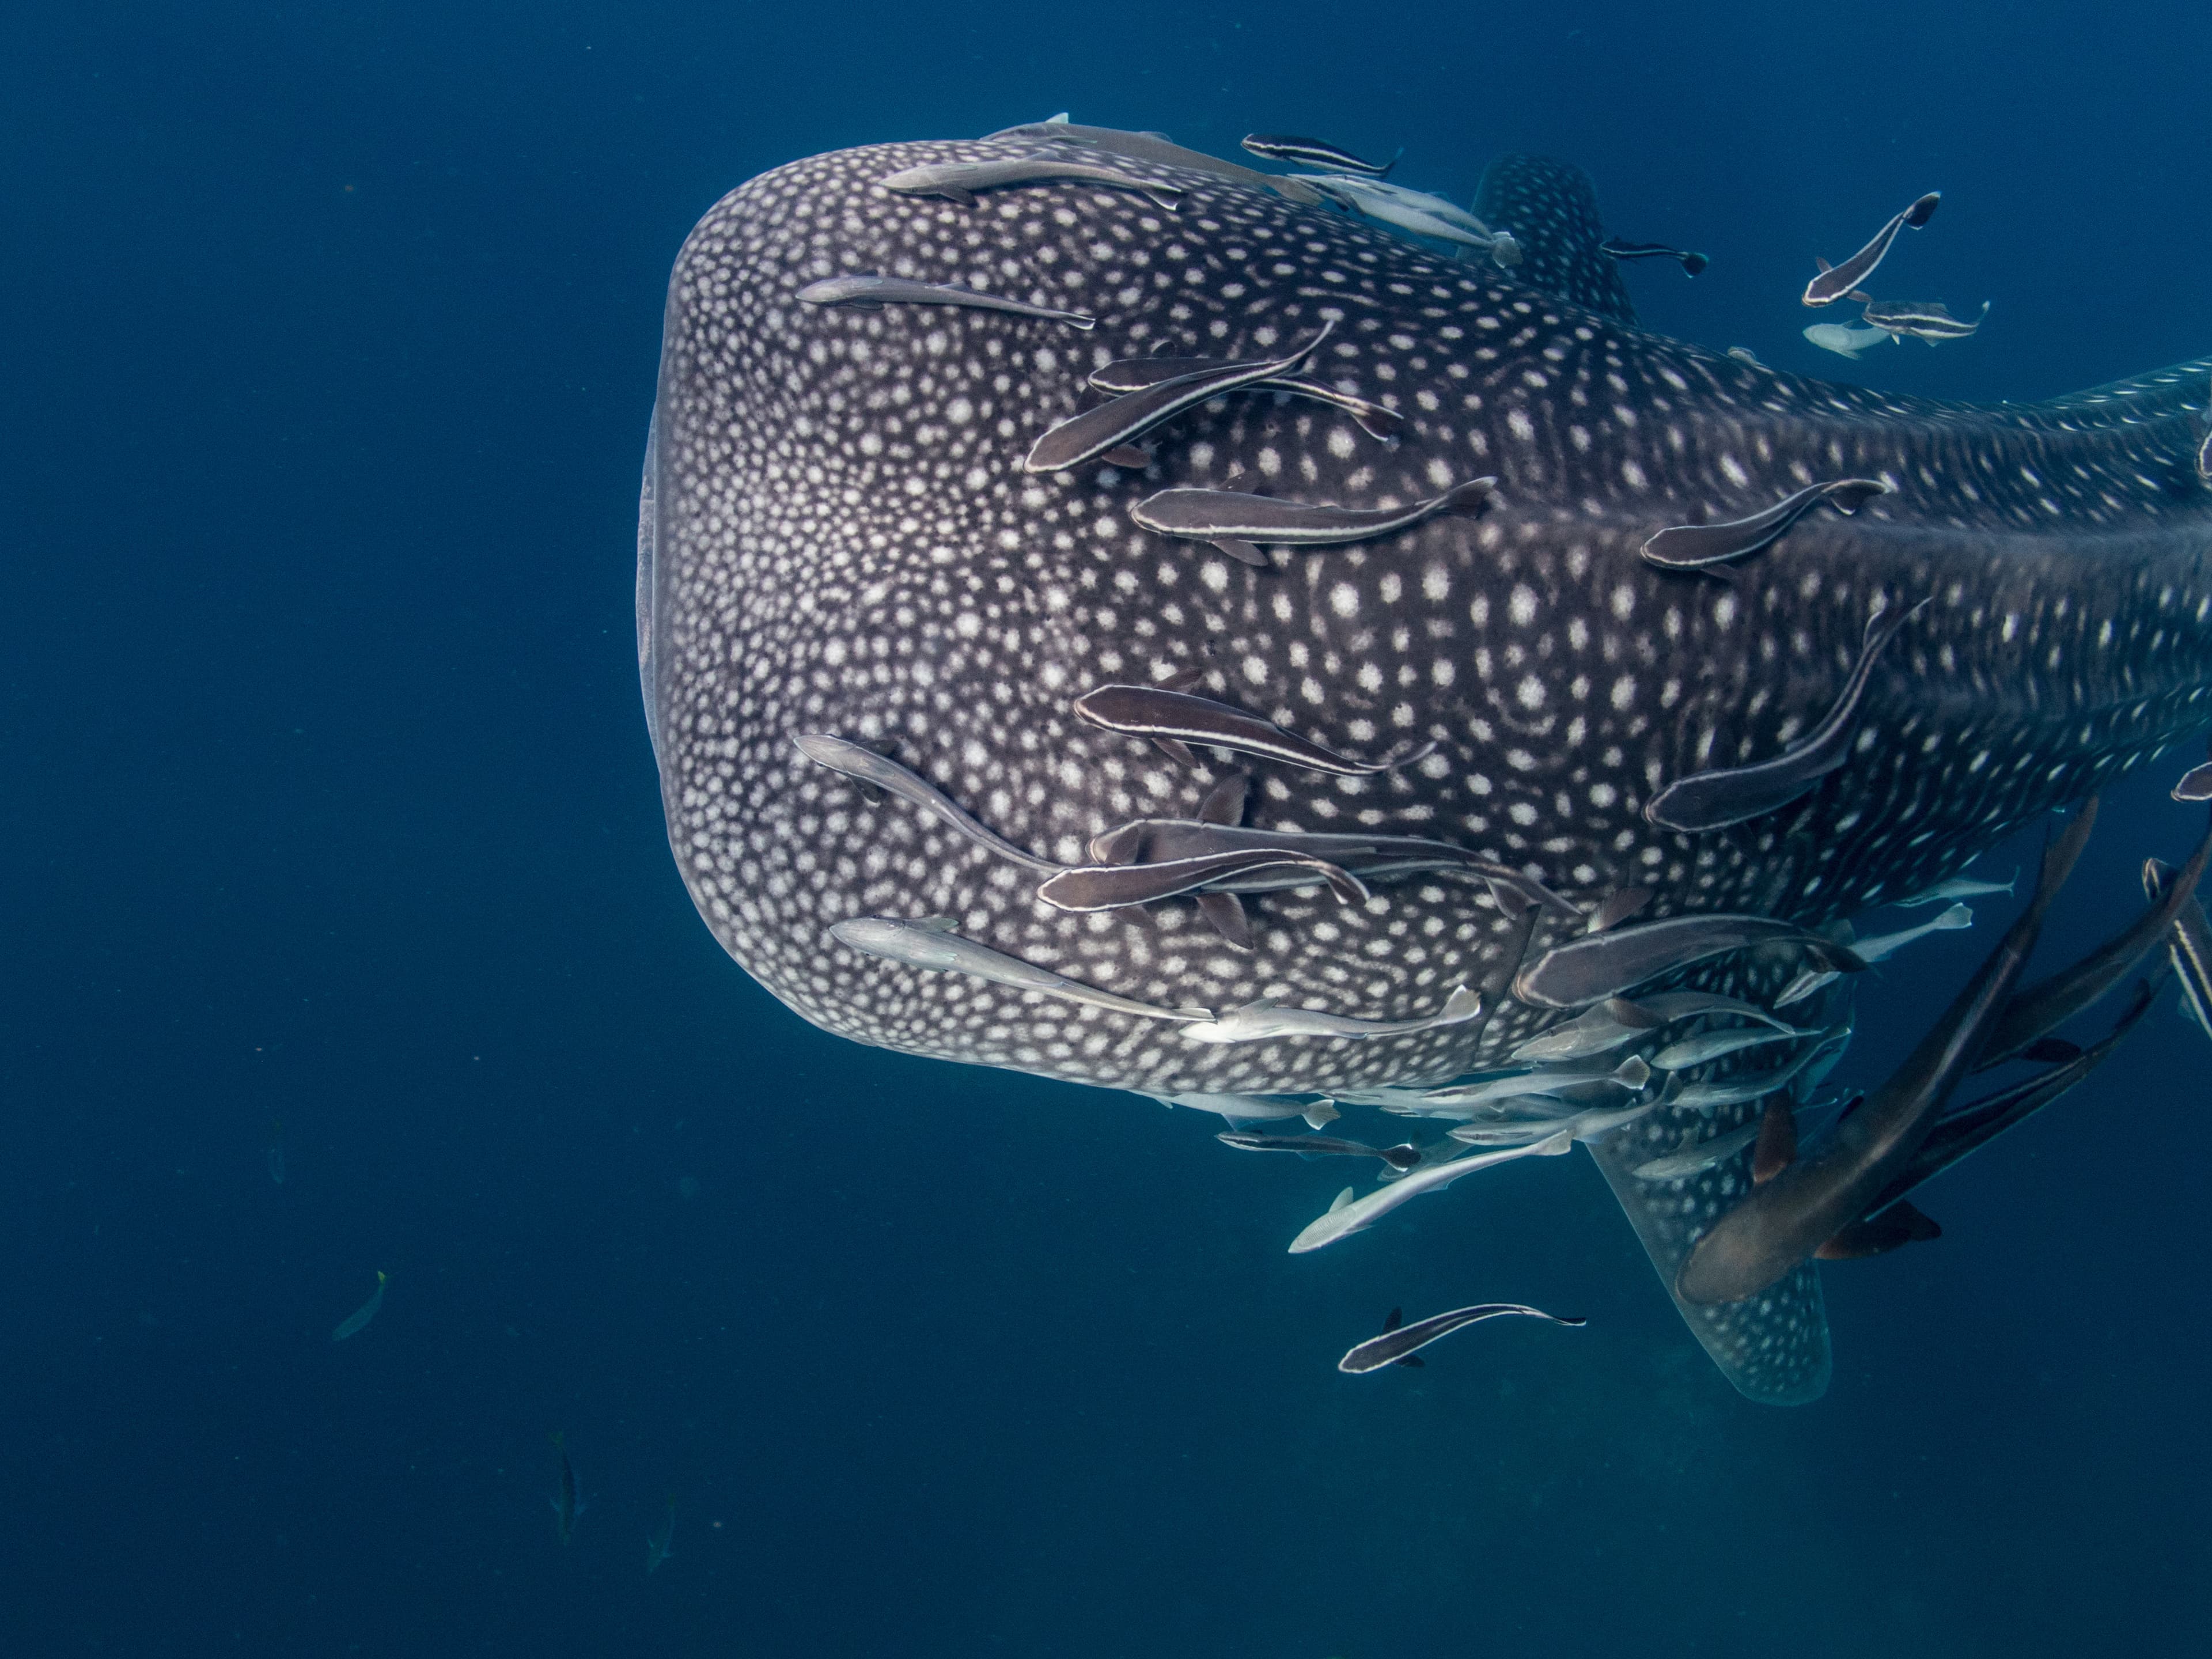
left=636, top=131, right=2212, bottom=1403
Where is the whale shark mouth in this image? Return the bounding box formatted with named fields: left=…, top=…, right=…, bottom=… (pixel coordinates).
left=638, top=127, right=2212, bottom=1404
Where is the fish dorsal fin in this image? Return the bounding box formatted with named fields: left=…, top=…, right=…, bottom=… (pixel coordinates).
left=1382, top=1306, right=1404, bottom=1332
left=1613, top=1056, right=1652, bottom=1088
left=1157, top=665, right=1206, bottom=693
left=1327, top=1185, right=1357, bottom=1214
left=1487, top=878, right=1533, bottom=919
left=1604, top=996, right=1662, bottom=1030
left=1751, top=1100, right=1797, bottom=1184
left=911, top=915, right=959, bottom=933
left=1197, top=770, right=1250, bottom=827
left=1302, top=1100, right=1341, bottom=1129
left=1589, top=887, right=1654, bottom=933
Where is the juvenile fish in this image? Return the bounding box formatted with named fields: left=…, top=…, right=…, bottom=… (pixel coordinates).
left=794, top=734, right=1060, bottom=872
left=331, top=1270, right=387, bottom=1343
left=1651, top=1025, right=1804, bottom=1071
left=1305, top=175, right=1490, bottom=236
left=1072, top=682, right=1433, bottom=776
left=1446, top=1095, right=1660, bottom=1146
left=1036, top=847, right=1369, bottom=911
left=1862, top=299, right=1988, bottom=343
left=1024, top=326, right=1331, bottom=473
left=1802, top=191, right=1941, bottom=307
left=983, top=120, right=1327, bottom=205
left=1181, top=983, right=1482, bottom=1045
left=1774, top=967, right=1840, bottom=1007
left=798, top=275, right=1094, bottom=330
left=1804, top=323, right=1892, bottom=359
left=1514, top=914, right=1865, bottom=1009
left=1240, top=134, right=1400, bottom=176
left=1337, top=1302, right=1585, bottom=1373
left=1132, top=478, right=1494, bottom=566
left=1288, top=1131, right=1572, bottom=1252
left=1089, top=356, right=1403, bottom=439
left=1600, top=238, right=1709, bottom=276
left=1158, top=1092, right=1339, bottom=1128
left=1645, top=599, right=1925, bottom=828
left=878, top=157, right=1181, bottom=211
left=1670, top=1028, right=1851, bottom=1115
left=1217, top=1131, right=1422, bottom=1171
left=831, top=916, right=1211, bottom=1022
left=1640, top=479, right=1890, bottom=574
left=1411, top=1055, right=1651, bottom=1112
left=1630, top=1120, right=1762, bottom=1181
left=1894, top=869, right=2015, bottom=907
left=1851, top=902, right=1973, bottom=964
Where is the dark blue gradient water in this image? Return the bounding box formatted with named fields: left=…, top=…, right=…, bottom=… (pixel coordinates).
left=5, top=5, right=2208, bottom=1653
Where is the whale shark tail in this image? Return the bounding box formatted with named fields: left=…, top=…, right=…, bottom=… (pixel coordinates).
left=1473, top=154, right=1637, bottom=324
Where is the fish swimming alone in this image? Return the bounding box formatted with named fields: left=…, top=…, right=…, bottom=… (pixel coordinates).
left=1803, top=191, right=1942, bottom=306
left=640, top=127, right=2212, bottom=1404
left=330, top=1270, right=387, bottom=1343
left=1338, top=1302, right=1586, bottom=1373
left=1600, top=238, right=1708, bottom=276
left=1861, top=299, right=1989, bottom=344
left=550, top=1433, right=584, bottom=1546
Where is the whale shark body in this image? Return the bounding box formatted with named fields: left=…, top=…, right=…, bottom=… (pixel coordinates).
left=637, top=134, right=2212, bottom=1403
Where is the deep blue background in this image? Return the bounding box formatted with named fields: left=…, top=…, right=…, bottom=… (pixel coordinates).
left=5, top=3, right=2209, bottom=1654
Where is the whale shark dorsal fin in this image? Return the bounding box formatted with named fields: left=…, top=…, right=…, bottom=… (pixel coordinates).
left=1327, top=1186, right=1357, bottom=1214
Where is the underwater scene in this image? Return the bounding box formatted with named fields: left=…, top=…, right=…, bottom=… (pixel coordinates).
left=6, top=2, right=2210, bottom=1654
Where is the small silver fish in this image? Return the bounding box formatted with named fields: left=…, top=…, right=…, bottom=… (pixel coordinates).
left=1446, top=1095, right=1660, bottom=1146
left=794, top=734, right=1060, bottom=872
left=1410, top=1055, right=1651, bottom=1112
left=1515, top=915, right=1864, bottom=1009
left=1217, top=1131, right=1421, bottom=1170
left=1775, top=967, right=1841, bottom=1007
left=1131, top=478, right=1494, bottom=566
left=1337, top=1302, right=1584, bottom=1373
left=1632, top=991, right=1805, bottom=1032
left=1600, top=238, right=1708, bottom=276
left=830, top=917, right=1211, bottom=1022
left=1630, top=1120, right=1763, bottom=1181
left=1671, top=1028, right=1851, bottom=1114
left=1851, top=902, right=1974, bottom=964
left=331, top=1270, right=387, bottom=1343
left=878, top=156, right=1181, bottom=211
left=2145, top=856, right=2212, bottom=1041
left=797, top=275, right=1094, bottom=329
left=1893, top=869, right=2016, bottom=907
left=1650, top=1025, right=1805, bottom=1071
left=1802, top=191, right=1941, bottom=306
left=1181, top=983, right=1481, bottom=1045
left=1509, top=997, right=1663, bottom=1063
left=1156, top=1092, right=1339, bottom=1128
left=1803, top=322, right=1893, bottom=359
left=1288, top=1131, right=1572, bottom=1252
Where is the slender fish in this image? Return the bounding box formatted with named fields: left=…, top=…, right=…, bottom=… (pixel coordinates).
left=1640, top=479, right=1890, bottom=573
left=1509, top=997, right=1664, bottom=1063
left=830, top=917, right=1212, bottom=1022
left=794, top=734, right=1060, bottom=872
left=1024, top=327, right=1332, bottom=473
left=2143, top=856, right=2212, bottom=1037
left=1645, top=599, right=1923, bottom=827
left=1804, top=323, right=1893, bottom=359
left=1893, top=869, right=2015, bottom=907
left=1337, top=1302, right=1585, bottom=1373
left=1850, top=902, right=1974, bottom=964
left=1514, top=914, right=1865, bottom=1009
left=1036, top=847, right=1369, bottom=911
left=1132, top=479, right=1494, bottom=566
left=330, top=1270, right=387, bottom=1343
left=1600, top=238, right=1709, bottom=276
left=1289, top=1132, right=1573, bottom=1253
left=1089, top=355, right=1403, bottom=438
left=1862, top=299, right=1988, bottom=343
left=1651, top=1025, right=1804, bottom=1071
left=1240, top=134, right=1399, bottom=177
left=798, top=275, right=1094, bottom=330
left=1631, top=1120, right=1763, bottom=1182
left=647, top=1499, right=676, bottom=1574
left=1157, top=1092, right=1339, bottom=1128
left=983, top=120, right=1328, bottom=204
left=1217, top=1131, right=1422, bottom=1171
left=1182, top=984, right=1482, bottom=1045
left=1802, top=191, right=1942, bottom=306
left=878, top=157, right=1182, bottom=211
left=1072, top=683, right=1433, bottom=776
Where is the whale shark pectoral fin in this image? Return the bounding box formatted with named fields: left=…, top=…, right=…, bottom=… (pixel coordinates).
left=1584, top=1129, right=1832, bottom=1405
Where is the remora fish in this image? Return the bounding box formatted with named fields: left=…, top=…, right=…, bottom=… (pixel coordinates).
left=1639, top=480, right=1891, bottom=574
left=1804, top=323, right=1893, bottom=359
left=1337, top=1302, right=1585, bottom=1373
left=647, top=1498, right=676, bottom=1573
left=2143, top=856, right=2212, bottom=1037
left=1217, top=1131, right=1422, bottom=1170
left=1156, top=1092, right=1340, bottom=1128
left=1240, top=134, right=1400, bottom=177
left=330, top=1271, right=387, bottom=1343
left=830, top=917, right=1211, bottom=1022
left=878, top=157, right=1182, bottom=211
left=1071, top=683, right=1433, bottom=776
left=794, top=734, right=1060, bottom=872
left=797, top=275, right=1094, bottom=330
left=1132, top=479, right=1494, bottom=565
left=1035, top=848, right=1369, bottom=911
left=1509, top=997, right=1663, bottom=1063
left=1514, top=915, right=1865, bottom=1009
left=646, top=137, right=2212, bottom=1406
left=1088, top=356, right=1403, bottom=440
left=1643, top=598, right=1923, bottom=827
left=1802, top=191, right=1942, bottom=306
left=1850, top=902, right=1974, bottom=964
left=1862, top=300, right=1989, bottom=344
left=1181, top=983, right=1481, bottom=1044
left=1631, top=1120, right=1762, bottom=1182
left=1893, top=869, right=2016, bottom=907
left=983, top=120, right=1327, bottom=206
left=1289, top=1132, right=1573, bottom=1253
left=550, top=1433, right=584, bottom=1545
left=1650, top=1025, right=1803, bottom=1071
left=1024, top=326, right=1331, bottom=472
left=1600, top=238, right=1709, bottom=276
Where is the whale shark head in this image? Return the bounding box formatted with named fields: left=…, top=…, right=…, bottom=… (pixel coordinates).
left=639, top=134, right=2212, bottom=1403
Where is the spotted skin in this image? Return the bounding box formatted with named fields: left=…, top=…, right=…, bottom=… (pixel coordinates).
left=641, top=137, right=2212, bottom=1403
left=1472, top=155, right=1637, bottom=324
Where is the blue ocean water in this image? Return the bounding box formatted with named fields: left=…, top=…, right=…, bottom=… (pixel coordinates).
left=6, top=3, right=2210, bottom=1653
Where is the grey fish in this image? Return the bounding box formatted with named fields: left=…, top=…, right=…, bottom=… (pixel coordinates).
left=550, top=1432, right=584, bottom=1546
left=330, top=1270, right=387, bottom=1343
left=1774, top=966, right=1842, bottom=1007
left=1893, top=869, right=2016, bottom=907
left=830, top=916, right=1211, bottom=1022
left=1514, top=915, right=1866, bottom=1009
left=1337, top=1302, right=1585, bottom=1373
left=1630, top=1120, right=1763, bottom=1182
left=794, top=734, right=1060, bottom=872
left=1446, top=1094, right=1661, bottom=1146
left=1850, top=902, right=1973, bottom=964
left=1240, top=134, right=1400, bottom=177
left=1304, top=175, right=1490, bottom=236
left=1632, top=991, right=1806, bottom=1032
left=1802, top=191, right=1941, bottom=306
left=878, top=156, right=1181, bottom=211
left=1289, top=1131, right=1573, bottom=1252
left=1181, top=983, right=1481, bottom=1046
left=1071, top=683, right=1433, bottom=777
left=983, top=120, right=1328, bottom=205
left=797, top=275, right=1094, bottom=329
left=1671, top=1028, right=1850, bottom=1113
left=1509, top=997, right=1664, bottom=1063
left=1645, top=599, right=1925, bottom=831
left=1156, top=1092, right=1338, bottom=1128
left=1217, top=1131, right=1422, bottom=1171
left=1677, top=804, right=2096, bottom=1305
left=1804, top=322, right=1892, bottom=359
left=1406, top=1054, right=1652, bottom=1113
left=1600, top=238, right=1709, bottom=276
left=1639, top=479, right=1891, bottom=573
left=1024, top=327, right=1332, bottom=474
left=1132, top=478, right=1495, bottom=566
left=1862, top=298, right=1988, bottom=343
left=2143, top=856, right=2212, bottom=1039
left=1975, top=812, right=2212, bottom=1069
left=1089, top=355, right=1403, bottom=440
left=1036, top=847, right=1369, bottom=911
left=1651, top=1025, right=1804, bottom=1071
